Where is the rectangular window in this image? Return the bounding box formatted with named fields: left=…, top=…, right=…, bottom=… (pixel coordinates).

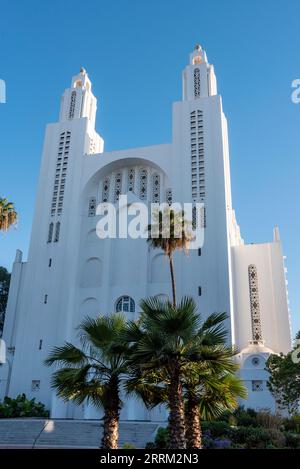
left=198, top=286, right=202, bottom=296
left=31, top=380, right=40, bottom=391
left=39, top=339, right=43, bottom=350
left=198, top=248, right=201, bottom=256
left=48, top=258, right=52, bottom=267
left=44, top=294, right=48, bottom=304
left=252, top=380, right=263, bottom=392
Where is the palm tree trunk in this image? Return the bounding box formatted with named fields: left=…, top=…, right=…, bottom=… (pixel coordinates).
left=168, top=363, right=186, bottom=449
left=168, top=253, right=176, bottom=307
left=185, top=393, right=202, bottom=449
left=101, top=379, right=120, bottom=449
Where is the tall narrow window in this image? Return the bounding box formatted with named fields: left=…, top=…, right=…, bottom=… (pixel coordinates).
left=48, top=258, right=52, bottom=267
left=166, top=188, right=172, bottom=206
left=152, top=174, right=161, bottom=203
left=44, top=294, right=48, bottom=304
left=102, top=176, right=110, bottom=202
left=54, top=221, right=60, bottom=243
left=39, top=340, right=43, bottom=350
left=114, top=172, right=122, bottom=203
left=88, top=197, right=96, bottom=217
left=139, top=169, right=148, bottom=200
left=127, top=168, right=135, bottom=193
left=194, top=68, right=201, bottom=98
left=248, top=265, right=263, bottom=342
left=47, top=223, right=54, bottom=243
left=69, top=91, right=76, bottom=119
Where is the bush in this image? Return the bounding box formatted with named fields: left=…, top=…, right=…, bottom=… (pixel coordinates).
left=122, top=443, right=136, bottom=449
left=202, top=421, right=231, bottom=438
left=0, top=394, right=49, bottom=418
left=256, top=410, right=283, bottom=430
left=284, top=432, right=300, bottom=449
left=283, top=414, right=300, bottom=434
left=154, top=427, right=170, bottom=449
left=233, top=407, right=258, bottom=427
left=230, top=426, right=270, bottom=449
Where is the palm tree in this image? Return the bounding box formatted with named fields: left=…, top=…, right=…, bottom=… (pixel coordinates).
left=0, top=198, right=17, bottom=231
left=184, top=370, right=247, bottom=448
left=45, top=314, right=129, bottom=449
left=124, top=296, right=233, bottom=449
left=147, top=208, right=193, bottom=306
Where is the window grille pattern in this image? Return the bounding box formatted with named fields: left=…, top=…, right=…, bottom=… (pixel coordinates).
left=102, top=176, right=110, bottom=202
left=166, top=188, right=172, bottom=206
left=69, top=91, right=76, bottom=119
left=190, top=110, right=205, bottom=203
left=139, top=168, right=148, bottom=200
left=114, top=172, right=122, bottom=203
left=194, top=68, right=201, bottom=98
left=127, top=168, right=135, bottom=192
left=252, top=380, right=263, bottom=392
left=248, top=264, right=263, bottom=342
left=54, top=221, right=60, bottom=243
left=115, top=296, right=135, bottom=313
left=50, top=131, right=71, bottom=218
left=152, top=174, right=161, bottom=203
left=88, top=197, right=96, bottom=217
left=47, top=223, right=54, bottom=243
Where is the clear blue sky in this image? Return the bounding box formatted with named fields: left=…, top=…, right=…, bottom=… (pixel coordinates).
left=0, top=0, right=299, bottom=333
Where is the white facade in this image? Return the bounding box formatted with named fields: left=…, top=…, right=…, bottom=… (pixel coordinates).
left=0, top=46, right=292, bottom=418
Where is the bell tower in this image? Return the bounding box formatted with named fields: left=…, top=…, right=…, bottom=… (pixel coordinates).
left=59, top=67, right=98, bottom=130
left=182, top=44, right=217, bottom=101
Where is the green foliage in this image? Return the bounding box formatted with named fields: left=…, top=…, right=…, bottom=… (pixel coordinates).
left=154, top=427, right=170, bottom=448
left=0, top=394, right=49, bottom=418
left=122, top=443, right=136, bottom=449
left=202, top=420, right=231, bottom=438
left=266, top=341, right=300, bottom=415
left=283, top=414, right=300, bottom=433
left=0, top=266, right=10, bottom=335
left=145, top=427, right=170, bottom=449
left=284, top=432, right=300, bottom=448
left=256, top=410, right=283, bottom=430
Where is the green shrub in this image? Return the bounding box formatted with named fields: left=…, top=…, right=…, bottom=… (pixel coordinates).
left=202, top=420, right=231, bottom=438
left=230, top=426, right=286, bottom=449
left=154, top=427, right=170, bottom=448
left=233, top=407, right=258, bottom=427
left=0, top=394, right=49, bottom=418
left=122, top=443, right=136, bottom=449
left=283, top=414, right=300, bottom=434
left=256, top=410, right=283, bottom=430
left=284, top=432, right=300, bottom=449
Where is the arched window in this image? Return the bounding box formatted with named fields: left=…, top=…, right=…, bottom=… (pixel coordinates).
left=47, top=223, right=54, bottom=243
left=115, top=296, right=135, bottom=313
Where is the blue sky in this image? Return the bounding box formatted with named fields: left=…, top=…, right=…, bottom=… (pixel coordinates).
left=0, top=0, right=299, bottom=333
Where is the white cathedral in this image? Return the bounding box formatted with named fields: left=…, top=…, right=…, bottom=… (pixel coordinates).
left=0, top=45, right=292, bottom=420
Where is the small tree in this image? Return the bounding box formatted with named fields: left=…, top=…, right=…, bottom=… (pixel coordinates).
left=0, top=198, right=17, bottom=231
left=147, top=208, right=193, bottom=306
left=45, top=314, right=130, bottom=449
left=266, top=333, right=300, bottom=415
left=0, top=267, right=11, bottom=335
